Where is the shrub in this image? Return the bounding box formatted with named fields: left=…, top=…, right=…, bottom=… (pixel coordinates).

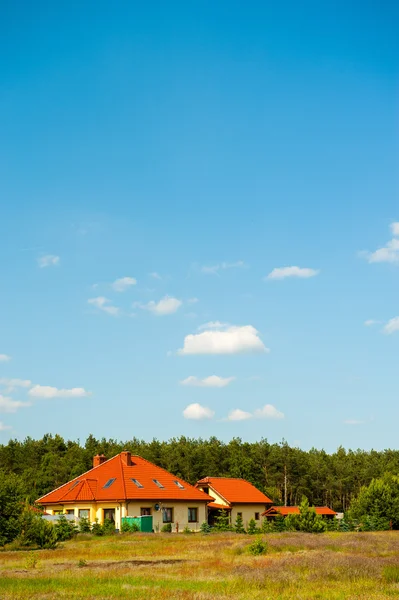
left=24, top=551, right=38, bottom=569
left=183, top=525, right=193, bottom=534
left=79, top=517, right=91, bottom=534
left=91, top=519, right=104, bottom=536
left=349, top=474, right=399, bottom=529
left=54, top=515, right=78, bottom=541
left=200, top=521, right=211, bottom=535
left=248, top=538, right=268, bottom=556
left=213, top=510, right=232, bottom=532
left=247, top=518, right=258, bottom=535
left=234, top=514, right=246, bottom=534
left=261, top=519, right=275, bottom=533
left=77, top=559, right=87, bottom=568
left=121, top=520, right=132, bottom=533
left=161, top=523, right=172, bottom=533
left=34, top=519, right=58, bottom=549
left=102, top=518, right=116, bottom=535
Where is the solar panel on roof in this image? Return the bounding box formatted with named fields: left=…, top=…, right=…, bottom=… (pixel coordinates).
left=153, top=479, right=164, bottom=489
left=103, top=478, right=116, bottom=489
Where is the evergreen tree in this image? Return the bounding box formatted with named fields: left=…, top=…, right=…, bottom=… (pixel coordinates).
left=213, top=510, right=231, bottom=532
left=247, top=518, right=258, bottom=535
left=234, top=513, right=246, bottom=533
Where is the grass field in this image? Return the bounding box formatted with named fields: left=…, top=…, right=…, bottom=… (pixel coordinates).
left=1, top=531, right=399, bottom=599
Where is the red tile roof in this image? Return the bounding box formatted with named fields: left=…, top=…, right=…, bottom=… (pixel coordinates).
left=207, top=502, right=232, bottom=510
left=262, top=506, right=337, bottom=517
left=196, top=477, right=272, bottom=505
left=37, top=453, right=212, bottom=505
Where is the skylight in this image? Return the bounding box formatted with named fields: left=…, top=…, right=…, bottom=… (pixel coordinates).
left=131, top=478, right=144, bottom=488
left=153, top=479, right=165, bottom=489
left=174, top=480, right=184, bottom=489
left=69, top=480, right=80, bottom=491
left=103, top=478, right=116, bottom=489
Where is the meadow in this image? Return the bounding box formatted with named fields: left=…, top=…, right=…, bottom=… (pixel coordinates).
left=1, top=531, right=399, bottom=599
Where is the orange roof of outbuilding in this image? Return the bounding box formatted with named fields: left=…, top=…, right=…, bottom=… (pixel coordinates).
left=196, top=477, right=272, bottom=505
left=37, top=454, right=212, bottom=505
left=262, top=506, right=337, bottom=516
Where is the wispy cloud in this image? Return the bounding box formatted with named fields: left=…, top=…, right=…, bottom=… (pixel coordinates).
left=364, top=320, right=379, bottom=327
left=180, top=375, right=235, bottom=388
left=112, top=277, right=137, bottom=292
left=0, top=378, right=32, bottom=393
left=183, top=403, right=215, bottom=420
left=362, top=222, right=399, bottom=264
left=0, top=394, right=31, bottom=413
left=226, top=404, right=284, bottom=421
left=0, top=422, right=12, bottom=431
left=149, top=272, right=163, bottom=280
left=139, top=296, right=182, bottom=316
left=178, top=324, right=268, bottom=355
left=88, top=297, right=120, bottom=316
left=187, top=298, right=199, bottom=304
left=266, top=266, right=319, bottom=280
left=201, top=260, right=246, bottom=275
left=383, top=316, right=399, bottom=335
left=197, top=321, right=229, bottom=331
left=0, top=354, right=11, bottom=362
left=38, top=255, right=60, bottom=268
left=28, top=385, right=91, bottom=399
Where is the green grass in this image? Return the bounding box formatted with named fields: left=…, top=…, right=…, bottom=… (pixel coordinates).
left=1, top=531, right=399, bottom=599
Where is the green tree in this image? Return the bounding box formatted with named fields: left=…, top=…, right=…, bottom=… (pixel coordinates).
left=247, top=518, right=258, bottom=535
left=234, top=513, right=246, bottom=533
left=348, top=474, right=399, bottom=529
left=54, top=515, right=78, bottom=541
left=0, top=470, right=26, bottom=545
left=213, top=510, right=231, bottom=532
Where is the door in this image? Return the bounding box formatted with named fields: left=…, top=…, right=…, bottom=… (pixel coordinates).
left=103, top=508, right=115, bottom=523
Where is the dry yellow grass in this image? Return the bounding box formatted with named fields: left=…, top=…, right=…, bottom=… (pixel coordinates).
left=1, top=531, right=399, bottom=599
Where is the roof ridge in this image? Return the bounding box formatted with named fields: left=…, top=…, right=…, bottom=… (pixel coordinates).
left=119, top=455, right=128, bottom=500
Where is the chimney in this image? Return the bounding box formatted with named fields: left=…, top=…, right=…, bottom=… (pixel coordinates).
left=120, top=450, right=132, bottom=466
left=93, top=454, right=107, bottom=468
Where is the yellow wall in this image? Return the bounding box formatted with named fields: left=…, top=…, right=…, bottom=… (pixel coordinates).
left=127, top=501, right=207, bottom=532
left=230, top=504, right=267, bottom=528
left=43, top=501, right=207, bottom=532
left=197, top=485, right=229, bottom=507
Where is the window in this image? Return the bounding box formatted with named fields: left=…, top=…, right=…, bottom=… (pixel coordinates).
left=103, top=509, right=115, bottom=523
left=69, top=480, right=80, bottom=491
left=162, top=508, right=173, bottom=523
left=153, top=479, right=164, bottom=489
left=202, top=487, right=209, bottom=494
left=141, top=507, right=151, bottom=516
left=131, top=478, right=144, bottom=488
left=174, top=480, right=185, bottom=489
left=103, top=478, right=116, bottom=489
left=255, top=512, right=260, bottom=521
left=65, top=509, right=75, bottom=515
left=188, top=508, right=198, bottom=523
left=79, top=509, right=90, bottom=519
left=53, top=510, right=62, bottom=515
left=237, top=512, right=242, bottom=518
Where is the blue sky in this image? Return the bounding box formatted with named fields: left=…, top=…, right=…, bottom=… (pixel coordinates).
left=0, top=1, right=398, bottom=451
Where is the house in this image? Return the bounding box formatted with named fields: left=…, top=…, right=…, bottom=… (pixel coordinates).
left=36, top=451, right=212, bottom=532
left=196, top=477, right=273, bottom=528
left=262, top=506, right=337, bottom=519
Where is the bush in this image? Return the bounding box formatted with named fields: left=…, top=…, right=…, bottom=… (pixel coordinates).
left=234, top=514, right=246, bottom=534
left=284, top=498, right=326, bottom=533
left=248, top=538, right=268, bottom=556
left=34, top=519, right=58, bottom=549
left=54, top=516, right=77, bottom=541
left=261, top=519, right=275, bottom=533
left=183, top=525, right=193, bottom=534
left=79, top=517, right=91, bottom=534
left=121, top=520, right=132, bottom=533
left=161, top=523, right=172, bottom=533
left=213, top=510, right=232, bottom=532
left=102, top=518, right=116, bottom=535
left=247, top=518, right=258, bottom=535
left=200, top=521, right=211, bottom=535
left=349, top=474, right=399, bottom=529
left=91, top=519, right=104, bottom=536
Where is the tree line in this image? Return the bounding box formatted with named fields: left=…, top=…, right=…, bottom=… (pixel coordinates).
left=1, top=433, right=399, bottom=511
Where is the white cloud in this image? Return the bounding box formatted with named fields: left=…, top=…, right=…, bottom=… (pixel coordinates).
left=112, top=277, right=137, bottom=292
left=383, top=316, right=399, bottom=335
left=253, top=404, right=284, bottom=419
left=88, top=297, right=119, bottom=316
left=364, top=320, right=379, bottom=327
left=390, top=222, right=399, bottom=236
left=180, top=375, right=235, bottom=388
left=0, top=394, right=31, bottom=413
left=363, top=223, right=399, bottom=264
left=0, top=378, right=32, bottom=393
left=201, top=261, right=246, bottom=275
left=38, top=255, right=60, bottom=268
left=183, top=403, right=215, bottom=420
left=28, top=385, right=91, bottom=399
left=197, top=321, right=229, bottom=331
left=0, top=422, right=12, bottom=431
left=0, top=354, right=11, bottom=362
left=178, top=325, right=268, bottom=355
left=142, top=296, right=182, bottom=316
left=149, top=272, right=162, bottom=280
left=226, top=408, right=252, bottom=421
left=266, top=266, right=319, bottom=280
